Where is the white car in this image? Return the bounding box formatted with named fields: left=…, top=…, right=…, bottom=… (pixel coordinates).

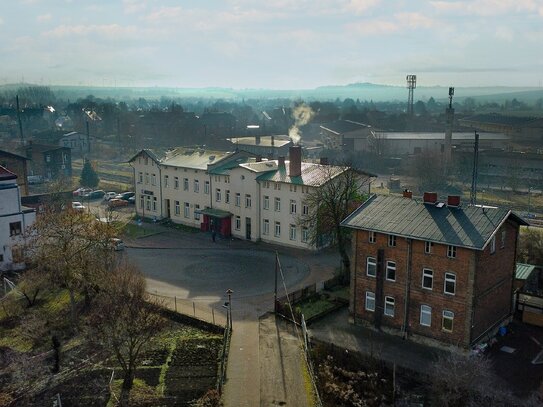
left=110, top=238, right=125, bottom=251
left=72, top=201, right=86, bottom=211
left=103, top=192, right=117, bottom=201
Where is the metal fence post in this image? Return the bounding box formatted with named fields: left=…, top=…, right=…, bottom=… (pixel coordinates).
left=212, top=308, right=215, bottom=325
left=193, top=301, right=196, bottom=317
left=174, top=296, right=177, bottom=312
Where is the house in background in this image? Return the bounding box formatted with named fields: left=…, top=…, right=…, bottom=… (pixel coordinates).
left=515, top=263, right=543, bottom=327
left=342, top=193, right=527, bottom=349
left=320, top=120, right=374, bottom=151
left=0, top=166, right=36, bottom=271
left=0, top=149, right=29, bottom=196
left=59, top=131, right=93, bottom=156
left=226, top=135, right=292, bottom=158
left=22, top=141, right=72, bottom=181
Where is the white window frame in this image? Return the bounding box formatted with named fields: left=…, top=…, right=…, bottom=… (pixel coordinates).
left=263, top=219, right=269, bottom=235
left=138, top=172, right=143, bottom=183
left=386, top=261, right=396, bottom=281
left=289, top=224, right=296, bottom=241
left=245, top=194, right=252, bottom=208
left=235, top=193, right=241, bottom=207
left=422, top=268, right=433, bottom=290
left=225, top=190, right=230, bottom=204
left=369, top=231, right=376, bottom=244
left=444, top=272, right=456, bottom=295
left=235, top=216, right=241, bottom=231
left=274, top=197, right=281, bottom=212
left=184, top=202, right=190, bottom=218
left=388, top=235, right=396, bottom=247
left=447, top=245, right=457, bottom=259
left=302, top=227, right=309, bottom=243
left=145, top=173, right=149, bottom=184
left=290, top=200, right=297, bottom=214
left=366, top=256, right=376, bottom=277
left=151, top=174, right=156, bottom=186
left=204, top=181, right=210, bottom=194
left=174, top=176, right=179, bottom=189
left=365, top=292, right=375, bottom=312
left=384, top=296, right=395, bottom=317
left=183, top=178, right=189, bottom=191
left=424, top=241, right=433, bottom=254
left=264, top=196, right=270, bottom=210
left=152, top=197, right=157, bottom=211
left=442, top=310, right=454, bottom=332
left=174, top=200, right=180, bottom=216
left=164, top=175, right=169, bottom=188
left=194, top=204, right=200, bottom=220
left=194, top=179, right=199, bottom=193
left=216, top=188, right=221, bottom=202
left=420, top=305, right=432, bottom=327
left=274, top=221, right=281, bottom=237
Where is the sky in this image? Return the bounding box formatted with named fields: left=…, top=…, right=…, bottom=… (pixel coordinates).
left=1, top=0, right=543, bottom=89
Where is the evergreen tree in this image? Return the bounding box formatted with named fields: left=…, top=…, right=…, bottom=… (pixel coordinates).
left=80, top=159, right=99, bottom=188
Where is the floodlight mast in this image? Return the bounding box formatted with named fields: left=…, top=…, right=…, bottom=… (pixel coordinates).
left=406, top=75, right=417, bottom=117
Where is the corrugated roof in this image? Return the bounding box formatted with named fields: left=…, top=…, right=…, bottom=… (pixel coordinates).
left=161, top=148, right=231, bottom=170
left=127, top=149, right=162, bottom=164
left=320, top=120, right=371, bottom=135
left=342, top=194, right=527, bottom=250
left=256, top=161, right=347, bottom=186
left=373, top=132, right=508, bottom=141
left=228, top=136, right=291, bottom=148
left=516, top=263, right=537, bottom=280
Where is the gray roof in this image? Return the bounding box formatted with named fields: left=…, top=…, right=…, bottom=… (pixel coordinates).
left=161, top=148, right=231, bottom=170
left=227, top=136, right=292, bottom=148
left=255, top=161, right=348, bottom=186
left=320, top=120, right=371, bottom=135
left=342, top=194, right=527, bottom=250
left=373, top=132, right=509, bottom=141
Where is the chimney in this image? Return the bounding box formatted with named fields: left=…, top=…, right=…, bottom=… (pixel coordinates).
left=447, top=195, right=461, bottom=207
left=278, top=156, right=285, bottom=169
left=423, top=192, right=438, bottom=204
left=256, top=155, right=262, bottom=162
left=271, top=135, right=275, bottom=146
left=402, top=189, right=412, bottom=199
left=320, top=157, right=329, bottom=165
left=255, top=135, right=260, bottom=145
left=289, top=145, right=302, bottom=177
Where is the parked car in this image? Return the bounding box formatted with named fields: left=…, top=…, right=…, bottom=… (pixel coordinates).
left=84, top=190, right=105, bottom=200
left=103, top=191, right=117, bottom=201
left=110, top=238, right=125, bottom=251
left=128, top=196, right=136, bottom=204
left=115, top=192, right=135, bottom=201
left=108, top=198, right=129, bottom=208
left=73, top=187, right=92, bottom=197
left=72, top=201, right=86, bottom=211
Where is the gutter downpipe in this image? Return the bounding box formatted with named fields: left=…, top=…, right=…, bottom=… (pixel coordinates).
left=402, top=238, right=413, bottom=338
left=352, top=228, right=359, bottom=324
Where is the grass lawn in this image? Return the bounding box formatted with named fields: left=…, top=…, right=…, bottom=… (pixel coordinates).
left=296, top=295, right=339, bottom=321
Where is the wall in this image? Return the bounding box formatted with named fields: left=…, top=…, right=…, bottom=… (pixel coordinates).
left=133, top=152, right=162, bottom=219
left=0, top=153, right=28, bottom=196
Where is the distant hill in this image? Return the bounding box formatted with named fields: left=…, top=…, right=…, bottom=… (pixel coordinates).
left=1, top=82, right=541, bottom=103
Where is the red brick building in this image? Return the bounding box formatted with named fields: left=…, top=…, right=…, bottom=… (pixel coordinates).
left=342, top=193, right=528, bottom=348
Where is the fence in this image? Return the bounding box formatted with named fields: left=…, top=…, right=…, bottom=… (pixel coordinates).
left=147, top=291, right=227, bottom=327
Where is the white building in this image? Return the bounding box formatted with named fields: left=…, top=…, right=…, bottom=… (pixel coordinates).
left=129, top=146, right=371, bottom=250
left=0, top=166, right=36, bottom=271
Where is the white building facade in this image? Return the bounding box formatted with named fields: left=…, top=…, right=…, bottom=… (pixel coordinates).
left=0, top=166, right=36, bottom=271
left=130, top=146, right=368, bottom=250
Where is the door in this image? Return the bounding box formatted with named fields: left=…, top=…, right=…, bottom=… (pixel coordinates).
left=165, top=199, right=171, bottom=218
left=245, top=217, right=251, bottom=240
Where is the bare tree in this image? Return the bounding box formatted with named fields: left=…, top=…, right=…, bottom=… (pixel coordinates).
left=87, top=262, right=166, bottom=404
left=298, top=164, right=371, bottom=279
left=17, top=267, right=51, bottom=307
left=518, top=227, right=543, bottom=266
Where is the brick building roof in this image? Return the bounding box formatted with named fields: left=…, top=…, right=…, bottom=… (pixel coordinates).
left=342, top=194, right=527, bottom=250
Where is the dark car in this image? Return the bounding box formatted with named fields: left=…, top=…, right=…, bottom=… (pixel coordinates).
left=115, top=192, right=135, bottom=201
left=86, top=190, right=105, bottom=200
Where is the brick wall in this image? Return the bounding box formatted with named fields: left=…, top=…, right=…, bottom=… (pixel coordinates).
left=471, top=220, right=518, bottom=342
left=0, top=154, right=28, bottom=196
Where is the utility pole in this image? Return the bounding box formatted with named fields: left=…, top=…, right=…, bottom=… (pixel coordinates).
left=274, top=252, right=279, bottom=313
left=470, top=131, right=480, bottom=205
left=16, top=95, right=24, bottom=143
left=444, top=87, right=454, bottom=174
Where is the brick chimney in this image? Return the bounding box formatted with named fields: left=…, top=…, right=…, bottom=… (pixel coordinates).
left=256, top=155, right=262, bottom=162
left=271, top=135, right=275, bottom=146
left=423, top=192, right=438, bottom=204
left=278, top=156, right=285, bottom=169
left=255, top=135, right=260, bottom=145
left=402, top=189, right=412, bottom=199
left=320, top=157, right=329, bottom=165
left=447, top=195, right=461, bottom=207
left=289, top=145, right=302, bottom=177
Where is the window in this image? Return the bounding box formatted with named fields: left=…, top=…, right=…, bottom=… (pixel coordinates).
left=140, top=196, right=144, bottom=209
left=146, top=197, right=151, bottom=210
left=384, top=296, right=395, bottom=317
left=386, top=261, right=396, bottom=281
left=152, top=197, right=157, bottom=211
left=194, top=180, right=199, bottom=193
left=164, top=175, right=169, bottom=188
left=302, top=204, right=309, bottom=216
left=174, top=177, right=179, bottom=189
left=174, top=200, right=180, bottom=216
left=263, top=219, right=269, bottom=235
left=365, top=292, right=375, bottom=312
left=194, top=204, right=200, bottom=220
left=289, top=224, right=296, bottom=241
left=145, top=173, right=149, bottom=184
left=245, top=194, right=252, bottom=208
left=9, top=222, right=22, bottom=236
left=369, top=231, right=376, bottom=244
left=444, top=273, right=456, bottom=295
left=388, top=235, right=396, bottom=247
left=225, top=190, right=230, bottom=203
left=490, top=235, right=496, bottom=254
left=442, top=310, right=454, bottom=332
left=45, top=154, right=51, bottom=162
left=184, top=202, right=189, bottom=218
left=420, top=305, right=432, bottom=327
left=425, top=241, right=433, bottom=254
left=225, top=176, right=230, bottom=183
left=151, top=174, right=156, bottom=186
left=235, top=216, right=241, bottom=230
left=422, top=269, right=433, bottom=290
left=290, top=185, right=297, bottom=192
left=235, top=193, right=241, bottom=207
left=290, top=200, right=297, bottom=214
left=216, top=188, right=221, bottom=202
left=274, top=222, right=281, bottom=237
left=500, top=230, right=506, bottom=248
left=366, top=257, right=376, bottom=277
left=447, top=245, right=456, bottom=259
left=302, top=227, right=309, bottom=243
left=138, top=172, right=143, bottom=183
left=183, top=178, right=189, bottom=191
left=264, top=196, right=270, bottom=210
left=274, top=197, right=281, bottom=212
left=274, top=182, right=281, bottom=190
left=204, top=181, right=210, bottom=194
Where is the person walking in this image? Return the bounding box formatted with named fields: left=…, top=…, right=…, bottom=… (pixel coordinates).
left=212, top=228, right=217, bottom=242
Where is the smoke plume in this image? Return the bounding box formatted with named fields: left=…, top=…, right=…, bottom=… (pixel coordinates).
left=289, top=103, right=314, bottom=145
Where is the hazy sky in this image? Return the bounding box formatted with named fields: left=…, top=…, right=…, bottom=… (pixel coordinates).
left=2, top=0, right=542, bottom=89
